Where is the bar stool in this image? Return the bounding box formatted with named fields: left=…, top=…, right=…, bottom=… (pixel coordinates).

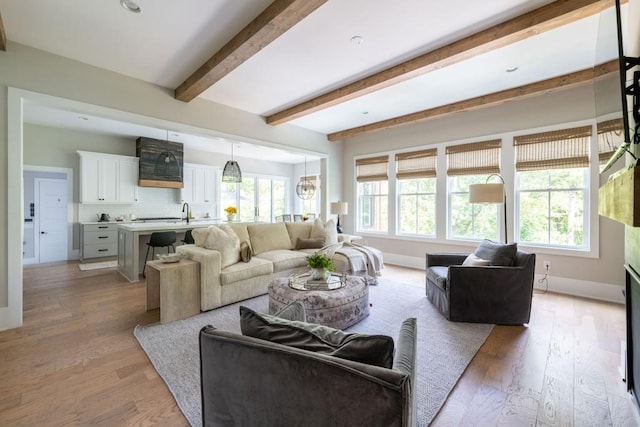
left=142, top=231, right=176, bottom=277
left=182, top=229, right=195, bottom=245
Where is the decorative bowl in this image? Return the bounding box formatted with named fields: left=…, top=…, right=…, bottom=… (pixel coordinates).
left=157, top=253, right=184, bottom=263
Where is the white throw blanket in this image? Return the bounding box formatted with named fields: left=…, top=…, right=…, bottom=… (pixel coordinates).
left=317, top=242, right=383, bottom=284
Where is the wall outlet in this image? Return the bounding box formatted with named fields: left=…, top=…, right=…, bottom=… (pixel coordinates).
left=544, top=260, right=551, bottom=271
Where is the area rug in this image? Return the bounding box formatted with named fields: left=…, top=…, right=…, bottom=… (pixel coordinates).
left=134, top=279, right=493, bottom=426
left=78, top=260, right=117, bottom=271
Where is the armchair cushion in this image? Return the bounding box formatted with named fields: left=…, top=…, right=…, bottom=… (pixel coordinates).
left=239, top=306, right=394, bottom=368
left=474, top=239, right=517, bottom=266
left=426, top=266, right=448, bottom=292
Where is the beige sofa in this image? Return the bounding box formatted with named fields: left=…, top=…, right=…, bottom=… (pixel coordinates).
left=176, top=220, right=382, bottom=311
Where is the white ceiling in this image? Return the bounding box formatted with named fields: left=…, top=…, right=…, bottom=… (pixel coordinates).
left=0, top=0, right=624, bottom=157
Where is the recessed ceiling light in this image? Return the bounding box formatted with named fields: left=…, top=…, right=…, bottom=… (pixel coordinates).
left=361, top=111, right=369, bottom=115
left=120, top=0, right=142, bottom=13
left=350, top=36, right=364, bottom=45
left=506, top=66, right=519, bottom=73
left=78, top=116, right=89, bottom=121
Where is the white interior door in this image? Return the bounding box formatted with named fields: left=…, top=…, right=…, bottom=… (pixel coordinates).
left=36, top=178, right=68, bottom=263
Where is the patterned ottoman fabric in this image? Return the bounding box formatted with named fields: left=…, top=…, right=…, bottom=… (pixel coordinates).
left=268, top=276, right=370, bottom=329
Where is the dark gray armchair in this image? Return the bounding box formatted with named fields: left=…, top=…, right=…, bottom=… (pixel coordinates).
left=425, top=250, right=536, bottom=325
left=199, top=317, right=417, bottom=426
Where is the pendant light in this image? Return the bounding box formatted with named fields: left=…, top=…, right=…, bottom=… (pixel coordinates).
left=296, top=156, right=315, bottom=200
left=222, top=142, right=242, bottom=183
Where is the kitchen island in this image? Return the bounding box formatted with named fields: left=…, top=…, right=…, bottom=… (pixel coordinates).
left=116, top=220, right=221, bottom=282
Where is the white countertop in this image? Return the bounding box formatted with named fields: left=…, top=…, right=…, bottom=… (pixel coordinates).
left=116, top=220, right=223, bottom=232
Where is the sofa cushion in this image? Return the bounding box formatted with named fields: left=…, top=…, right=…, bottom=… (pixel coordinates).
left=248, top=223, right=292, bottom=254
left=462, top=253, right=490, bottom=266
left=426, top=266, right=448, bottom=292
left=228, top=223, right=251, bottom=251
left=239, top=306, right=394, bottom=368
left=203, top=225, right=240, bottom=268
left=192, top=228, right=209, bottom=247
left=220, top=257, right=273, bottom=285
left=474, top=239, right=517, bottom=266
left=310, top=219, right=338, bottom=245
left=240, top=241, right=252, bottom=263
left=296, top=237, right=325, bottom=250
left=285, top=222, right=313, bottom=249
left=255, top=250, right=309, bottom=273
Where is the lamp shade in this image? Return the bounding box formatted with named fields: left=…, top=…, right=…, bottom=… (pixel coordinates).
left=469, top=183, right=504, bottom=203
left=330, top=202, right=348, bottom=215
left=222, top=160, right=242, bottom=183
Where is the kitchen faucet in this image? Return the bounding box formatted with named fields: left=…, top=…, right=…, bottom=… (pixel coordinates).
left=182, top=202, right=190, bottom=224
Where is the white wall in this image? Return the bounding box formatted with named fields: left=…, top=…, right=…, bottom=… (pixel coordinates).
left=340, top=82, right=626, bottom=302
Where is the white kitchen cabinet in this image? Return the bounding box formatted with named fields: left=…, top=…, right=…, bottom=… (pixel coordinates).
left=78, top=151, right=139, bottom=204
left=181, top=163, right=216, bottom=204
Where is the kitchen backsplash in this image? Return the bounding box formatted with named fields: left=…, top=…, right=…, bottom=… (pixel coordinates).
left=78, top=187, right=217, bottom=222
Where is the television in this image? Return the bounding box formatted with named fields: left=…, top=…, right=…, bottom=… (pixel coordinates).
left=600, top=0, right=639, bottom=173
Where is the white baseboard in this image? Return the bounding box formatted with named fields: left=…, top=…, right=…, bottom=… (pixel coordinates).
left=383, top=251, right=624, bottom=304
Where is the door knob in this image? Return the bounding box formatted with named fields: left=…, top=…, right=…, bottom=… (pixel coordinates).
left=40, top=231, right=47, bottom=234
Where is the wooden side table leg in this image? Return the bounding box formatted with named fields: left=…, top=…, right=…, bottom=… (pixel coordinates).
left=146, top=265, right=160, bottom=310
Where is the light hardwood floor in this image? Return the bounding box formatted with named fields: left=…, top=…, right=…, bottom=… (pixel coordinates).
left=0, top=262, right=638, bottom=426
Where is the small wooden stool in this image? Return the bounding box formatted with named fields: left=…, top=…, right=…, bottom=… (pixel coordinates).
left=146, top=259, right=200, bottom=324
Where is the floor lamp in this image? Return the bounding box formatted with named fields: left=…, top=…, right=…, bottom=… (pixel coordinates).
left=469, top=174, right=507, bottom=244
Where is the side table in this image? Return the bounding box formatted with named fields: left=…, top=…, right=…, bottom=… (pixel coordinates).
left=146, top=259, right=201, bottom=324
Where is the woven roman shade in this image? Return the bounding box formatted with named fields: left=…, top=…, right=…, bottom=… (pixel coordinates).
left=396, top=148, right=437, bottom=179
left=597, top=119, right=624, bottom=164
left=446, top=140, right=501, bottom=176
left=356, top=156, right=389, bottom=182
left=514, top=125, right=591, bottom=171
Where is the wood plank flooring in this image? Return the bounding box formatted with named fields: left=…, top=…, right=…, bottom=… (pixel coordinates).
left=0, top=262, right=638, bottom=426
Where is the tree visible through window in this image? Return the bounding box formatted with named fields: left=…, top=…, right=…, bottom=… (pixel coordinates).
left=446, top=140, right=502, bottom=241
left=514, top=126, right=591, bottom=249
left=356, top=156, right=388, bottom=233
left=396, top=149, right=437, bottom=236
left=222, top=176, right=288, bottom=222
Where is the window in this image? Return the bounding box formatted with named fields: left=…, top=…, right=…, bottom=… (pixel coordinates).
left=396, top=149, right=437, bottom=236
left=446, top=140, right=502, bottom=241
left=356, top=156, right=388, bottom=232
left=515, top=126, right=591, bottom=248
left=222, top=176, right=288, bottom=222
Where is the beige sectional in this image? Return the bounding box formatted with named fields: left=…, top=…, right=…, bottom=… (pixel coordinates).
left=176, top=220, right=381, bottom=311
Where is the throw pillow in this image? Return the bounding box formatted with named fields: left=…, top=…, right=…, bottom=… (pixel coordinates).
left=295, top=237, right=325, bottom=250
left=474, top=239, right=517, bottom=266
left=240, top=241, right=252, bottom=263
left=203, top=224, right=241, bottom=268
left=239, top=306, right=394, bottom=368
left=462, top=253, right=491, bottom=266
left=310, top=219, right=339, bottom=245
left=191, top=227, right=209, bottom=247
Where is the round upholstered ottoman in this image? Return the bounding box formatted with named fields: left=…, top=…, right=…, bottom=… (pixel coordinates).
left=268, top=276, right=369, bottom=329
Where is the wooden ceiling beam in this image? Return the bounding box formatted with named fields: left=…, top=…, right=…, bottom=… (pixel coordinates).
left=0, top=10, right=7, bottom=51
left=327, top=60, right=619, bottom=141
left=175, top=0, right=326, bottom=102
left=267, top=0, right=617, bottom=125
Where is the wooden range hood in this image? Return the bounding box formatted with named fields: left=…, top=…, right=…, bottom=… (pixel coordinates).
left=136, top=137, right=184, bottom=189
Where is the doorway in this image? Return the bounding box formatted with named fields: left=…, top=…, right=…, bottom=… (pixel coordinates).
left=23, top=167, right=72, bottom=265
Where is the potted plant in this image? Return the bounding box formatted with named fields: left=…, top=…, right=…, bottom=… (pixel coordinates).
left=306, top=252, right=335, bottom=282
left=224, top=206, right=237, bottom=222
